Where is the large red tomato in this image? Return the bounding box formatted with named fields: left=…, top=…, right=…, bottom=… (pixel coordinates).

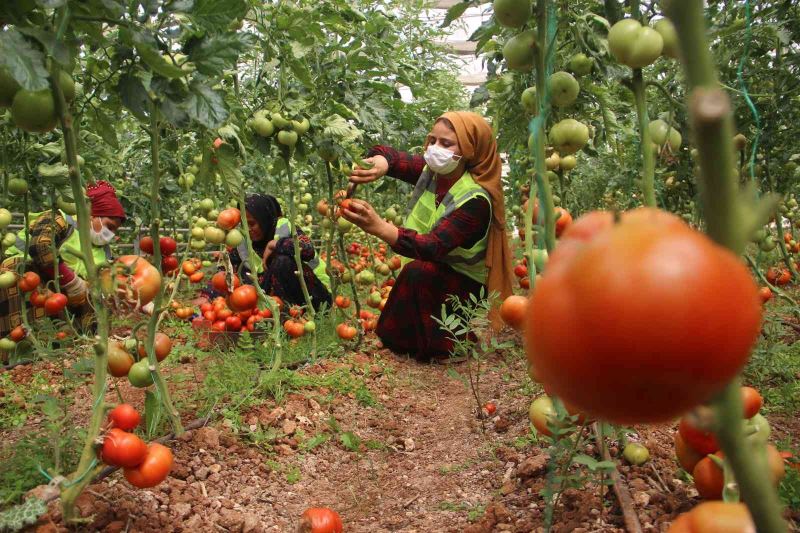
left=678, top=418, right=719, bottom=455
left=123, top=443, right=173, bottom=488
left=298, top=508, right=343, bottom=533
left=217, top=208, right=241, bottom=231
left=44, top=293, right=68, bottom=316
left=138, top=332, right=172, bottom=362
left=101, top=428, right=148, bottom=468
left=104, top=256, right=162, bottom=306
left=229, top=285, right=257, bottom=312
left=554, top=206, right=573, bottom=237
left=667, top=502, right=754, bottom=533
left=159, top=236, right=177, bottom=256
left=108, top=404, right=141, bottom=431
left=526, top=208, right=762, bottom=424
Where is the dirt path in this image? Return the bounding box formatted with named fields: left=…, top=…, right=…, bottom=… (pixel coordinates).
left=8, top=335, right=799, bottom=532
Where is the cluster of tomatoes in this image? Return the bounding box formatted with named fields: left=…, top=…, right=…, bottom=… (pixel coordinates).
left=0, top=271, right=72, bottom=352
left=139, top=235, right=179, bottom=274
left=101, top=403, right=173, bottom=488
left=196, top=273, right=271, bottom=333
left=674, top=386, right=786, bottom=500
left=107, top=332, right=173, bottom=388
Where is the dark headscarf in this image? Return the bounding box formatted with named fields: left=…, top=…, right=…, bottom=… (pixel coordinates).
left=244, top=194, right=282, bottom=254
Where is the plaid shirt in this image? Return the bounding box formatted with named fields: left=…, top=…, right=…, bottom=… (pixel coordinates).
left=22, top=211, right=76, bottom=283
left=367, top=145, right=491, bottom=262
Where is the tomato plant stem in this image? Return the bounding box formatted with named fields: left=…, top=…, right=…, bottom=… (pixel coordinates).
left=666, top=1, right=788, bottom=530
left=49, top=55, right=110, bottom=522
left=631, top=71, right=657, bottom=207
left=144, top=102, right=183, bottom=435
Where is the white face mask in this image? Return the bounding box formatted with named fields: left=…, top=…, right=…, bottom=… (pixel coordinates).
left=424, top=144, right=461, bottom=175
left=90, top=224, right=115, bottom=246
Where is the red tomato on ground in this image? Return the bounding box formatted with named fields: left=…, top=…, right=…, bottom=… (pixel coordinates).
left=123, top=443, right=173, bottom=488
left=527, top=208, right=762, bottom=424
left=299, top=508, right=343, bottom=533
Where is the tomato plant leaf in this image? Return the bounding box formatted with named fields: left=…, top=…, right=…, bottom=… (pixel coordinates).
left=0, top=28, right=50, bottom=91
left=299, top=433, right=329, bottom=452
left=190, top=0, right=248, bottom=32
left=188, top=33, right=255, bottom=77
left=185, top=81, right=228, bottom=128
left=117, top=73, right=150, bottom=122
left=340, top=431, right=361, bottom=452
left=144, top=390, right=162, bottom=440
left=164, top=0, right=194, bottom=12
left=35, top=0, right=66, bottom=8
left=16, top=27, right=72, bottom=67
left=286, top=57, right=313, bottom=89
left=130, top=30, right=187, bottom=79
left=441, top=1, right=471, bottom=28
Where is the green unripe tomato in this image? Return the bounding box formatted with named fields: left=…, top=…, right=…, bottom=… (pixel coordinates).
left=128, top=360, right=154, bottom=388
left=199, top=198, right=215, bottom=212
left=191, top=226, right=205, bottom=239
left=225, top=229, right=244, bottom=247
left=0, top=208, right=12, bottom=229
left=190, top=239, right=206, bottom=251
left=8, top=178, right=28, bottom=196
left=622, top=443, right=650, bottom=465
left=277, top=130, right=298, bottom=148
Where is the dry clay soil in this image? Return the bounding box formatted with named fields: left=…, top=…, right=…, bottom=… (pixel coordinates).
left=7, top=332, right=800, bottom=533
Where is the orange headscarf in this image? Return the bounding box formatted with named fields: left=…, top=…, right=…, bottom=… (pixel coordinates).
left=436, top=111, right=514, bottom=328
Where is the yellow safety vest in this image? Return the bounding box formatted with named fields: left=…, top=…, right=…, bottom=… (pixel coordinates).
left=401, top=169, right=491, bottom=284
left=6, top=210, right=111, bottom=279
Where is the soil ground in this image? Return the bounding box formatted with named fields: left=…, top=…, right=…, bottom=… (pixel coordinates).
left=3, top=327, right=799, bottom=532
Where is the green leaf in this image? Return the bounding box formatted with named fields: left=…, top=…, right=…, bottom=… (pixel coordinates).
left=131, top=30, right=186, bottom=79
left=300, top=433, right=329, bottom=452
left=92, top=108, right=119, bottom=148
left=191, top=0, right=248, bottom=31
left=164, top=0, right=194, bottom=12
left=188, top=33, right=255, bottom=77
left=340, top=431, right=361, bottom=452
left=117, top=73, right=150, bottom=122
left=572, top=454, right=600, bottom=468
left=0, top=28, right=49, bottom=91
left=37, top=162, right=69, bottom=179
left=36, top=0, right=66, bottom=8
left=186, top=81, right=228, bottom=128
left=287, top=57, right=313, bottom=89
left=16, top=27, right=72, bottom=67
left=442, top=1, right=471, bottom=28
left=144, top=390, right=161, bottom=439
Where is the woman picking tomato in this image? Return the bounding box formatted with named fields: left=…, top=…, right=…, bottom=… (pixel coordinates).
left=345, top=111, right=514, bottom=362
left=0, top=181, right=126, bottom=339
left=221, top=194, right=331, bottom=311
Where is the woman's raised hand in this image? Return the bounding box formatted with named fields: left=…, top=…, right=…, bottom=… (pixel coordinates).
left=349, top=155, right=389, bottom=184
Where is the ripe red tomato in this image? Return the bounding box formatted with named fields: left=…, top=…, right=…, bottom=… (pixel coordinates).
left=499, top=295, right=528, bottom=331
left=527, top=208, right=762, bottom=424
left=284, top=319, right=305, bottom=338
left=674, top=432, right=703, bottom=473
left=230, top=285, right=258, bottom=312
left=105, top=256, right=162, bottom=306
left=29, top=289, right=48, bottom=308
left=554, top=207, right=573, bottom=237
left=217, top=307, right=233, bottom=321
left=334, top=295, right=351, bottom=308
left=225, top=315, right=242, bottom=331
left=678, top=418, right=719, bottom=455
left=217, top=208, right=241, bottom=231
left=336, top=323, right=357, bottom=340
left=182, top=260, right=197, bottom=275
left=139, top=236, right=154, bottom=254
left=299, top=507, right=343, bottom=533
left=213, top=137, right=224, bottom=149
left=211, top=271, right=240, bottom=294
left=18, top=271, right=41, bottom=292
left=123, top=443, right=173, bottom=488
left=101, top=428, right=148, bottom=468
left=108, top=404, right=141, bottom=431
left=203, top=310, right=217, bottom=322
left=138, top=332, right=172, bottom=362
left=740, top=386, right=762, bottom=419
left=44, top=293, right=68, bottom=316
left=189, top=271, right=205, bottom=283
left=9, top=326, right=26, bottom=342
left=159, top=236, right=177, bottom=256
left=212, top=320, right=227, bottom=332
left=200, top=302, right=213, bottom=313
left=692, top=454, right=724, bottom=499
left=758, top=286, right=772, bottom=303
left=667, top=502, right=754, bottom=533
left=161, top=255, right=179, bottom=274
left=339, top=199, right=353, bottom=212
left=513, top=263, right=528, bottom=278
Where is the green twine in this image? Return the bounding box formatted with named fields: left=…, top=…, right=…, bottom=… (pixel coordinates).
left=36, top=465, right=53, bottom=482
left=61, top=458, right=99, bottom=488
left=735, top=0, right=761, bottom=183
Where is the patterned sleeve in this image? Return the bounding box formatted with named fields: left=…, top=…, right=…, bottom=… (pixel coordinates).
left=28, top=212, right=77, bottom=282
left=274, top=229, right=315, bottom=262
left=391, top=197, right=491, bottom=262
left=367, top=145, right=425, bottom=185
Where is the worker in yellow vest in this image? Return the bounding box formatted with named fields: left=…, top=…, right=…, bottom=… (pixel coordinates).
left=228, top=194, right=331, bottom=311
left=343, top=112, right=514, bottom=363
left=0, top=181, right=126, bottom=338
